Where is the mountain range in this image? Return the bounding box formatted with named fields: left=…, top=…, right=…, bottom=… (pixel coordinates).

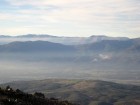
left=0, top=35, right=140, bottom=105
left=0, top=35, right=140, bottom=84
left=0, top=34, right=129, bottom=45
left=0, top=37, right=139, bottom=53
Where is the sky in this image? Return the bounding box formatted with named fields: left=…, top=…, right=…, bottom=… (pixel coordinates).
left=0, top=0, right=139, bottom=38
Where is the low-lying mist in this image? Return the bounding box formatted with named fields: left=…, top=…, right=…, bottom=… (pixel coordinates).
left=0, top=52, right=140, bottom=84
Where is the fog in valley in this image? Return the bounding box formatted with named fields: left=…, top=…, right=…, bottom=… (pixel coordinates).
left=0, top=52, right=139, bottom=84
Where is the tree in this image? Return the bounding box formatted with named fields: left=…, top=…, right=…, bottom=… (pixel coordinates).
left=34, top=92, right=45, bottom=98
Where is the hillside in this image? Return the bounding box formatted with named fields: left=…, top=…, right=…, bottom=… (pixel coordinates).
left=1, top=79, right=140, bottom=105
left=0, top=41, right=75, bottom=52
left=0, top=86, right=77, bottom=105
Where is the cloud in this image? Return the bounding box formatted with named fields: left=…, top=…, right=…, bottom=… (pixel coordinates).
left=0, top=0, right=139, bottom=37
left=99, top=54, right=112, bottom=60
left=6, top=0, right=139, bottom=22
left=5, top=0, right=140, bottom=19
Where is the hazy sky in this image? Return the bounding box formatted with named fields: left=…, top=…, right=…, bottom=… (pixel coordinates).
left=0, top=0, right=139, bottom=37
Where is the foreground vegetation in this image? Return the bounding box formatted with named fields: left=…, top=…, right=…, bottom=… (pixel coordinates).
left=0, top=86, right=78, bottom=105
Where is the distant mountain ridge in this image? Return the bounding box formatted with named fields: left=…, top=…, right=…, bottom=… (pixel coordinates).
left=0, top=38, right=139, bottom=53
left=89, top=35, right=129, bottom=42
left=0, top=34, right=130, bottom=45
left=85, top=40, right=134, bottom=52
left=0, top=41, right=75, bottom=52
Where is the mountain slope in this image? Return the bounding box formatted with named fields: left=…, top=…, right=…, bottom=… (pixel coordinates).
left=0, top=41, right=75, bottom=52
left=81, top=40, right=134, bottom=52
left=1, top=79, right=140, bottom=105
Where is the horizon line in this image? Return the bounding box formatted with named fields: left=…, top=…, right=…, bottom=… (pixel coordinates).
left=0, top=34, right=139, bottom=39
